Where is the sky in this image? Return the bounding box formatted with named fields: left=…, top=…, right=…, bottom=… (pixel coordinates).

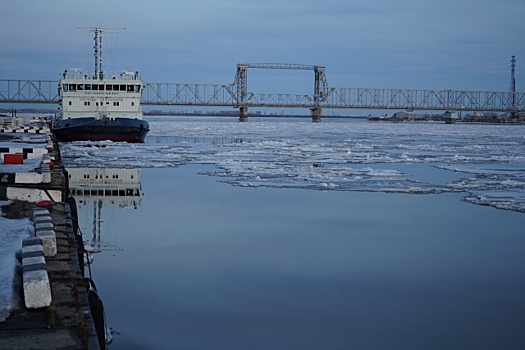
left=1, top=0, right=524, bottom=98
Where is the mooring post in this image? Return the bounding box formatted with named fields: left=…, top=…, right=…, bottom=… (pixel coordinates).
left=239, top=106, right=248, bottom=122
left=311, top=107, right=322, bottom=122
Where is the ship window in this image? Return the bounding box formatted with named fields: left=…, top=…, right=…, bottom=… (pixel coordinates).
left=85, top=84, right=91, bottom=91
left=69, top=84, right=76, bottom=91
left=62, top=84, right=68, bottom=91
left=84, top=101, right=90, bottom=106
left=78, top=84, right=84, bottom=91
left=119, top=190, right=125, bottom=196
left=131, top=102, right=135, bottom=106
left=106, top=85, right=112, bottom=91
left=134, top=85, right=140, bottom=92
left=113, top=102, right=120, bottom=106
left=92, top=84, right=98, bottom=91
left=127, top=85, right=134, bottom=92
left=99, top=84, right=104, bottom=90
left=113, top=84, right=119, bottom=91
left=68, top=101, right=72, bottom=105
left=120, top=85, right=126, bottom=91
left=105, top=190, right=111, bottom=196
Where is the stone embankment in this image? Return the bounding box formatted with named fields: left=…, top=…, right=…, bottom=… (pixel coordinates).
left=0, top=127, right=103, bottom=349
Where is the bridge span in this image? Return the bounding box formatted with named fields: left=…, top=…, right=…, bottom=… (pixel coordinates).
left=1, top=63, right=523, bottom=122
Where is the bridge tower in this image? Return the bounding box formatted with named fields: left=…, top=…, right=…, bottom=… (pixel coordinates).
left=233, top=63, right=329, bottom=122
left=311, top=65, right=328, bottom=122
left=510, top=55, right=517, bottom=118
left=234, top=64, right=249, bottom=122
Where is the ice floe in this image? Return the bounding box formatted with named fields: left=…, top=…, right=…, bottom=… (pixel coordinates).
left=59, top=117, right=525, bottom=213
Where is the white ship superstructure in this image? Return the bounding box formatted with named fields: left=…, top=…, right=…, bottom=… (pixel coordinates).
left=54, top=27, right=149, bottom=142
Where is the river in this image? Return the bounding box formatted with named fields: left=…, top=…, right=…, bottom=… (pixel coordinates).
left=64, top=117, right=525, bottom=349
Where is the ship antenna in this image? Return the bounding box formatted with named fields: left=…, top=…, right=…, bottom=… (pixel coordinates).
left=98, top=27, right=103, bottom=79
left=76, top=26, right=125, bottom=80
left=94, top=27, right=100, bottom=80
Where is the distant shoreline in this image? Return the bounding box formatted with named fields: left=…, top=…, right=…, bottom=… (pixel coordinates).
left=1, top=108, right=523, bottom=123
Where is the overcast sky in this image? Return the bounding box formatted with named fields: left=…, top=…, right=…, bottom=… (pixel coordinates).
left=1, top=0, right=524, bottom=96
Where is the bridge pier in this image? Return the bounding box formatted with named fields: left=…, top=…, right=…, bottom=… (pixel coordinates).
left=311, top=107, right=322, bottom=123
left=239, top=107, right=248, bottom=122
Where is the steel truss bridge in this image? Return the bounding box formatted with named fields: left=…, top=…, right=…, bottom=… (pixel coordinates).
left=1, top=63, right=523, bottom=121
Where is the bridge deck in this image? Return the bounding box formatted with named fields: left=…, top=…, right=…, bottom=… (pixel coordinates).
left=1, top=79, right=523, bottom=112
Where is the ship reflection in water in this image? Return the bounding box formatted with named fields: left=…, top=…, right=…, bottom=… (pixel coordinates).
left=67, top=167, right=142, bottom=253
left=66, top=167, right=142, bottom=348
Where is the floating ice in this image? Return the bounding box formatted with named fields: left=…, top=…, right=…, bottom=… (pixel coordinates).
left=59, top=117, right=525, bottom=213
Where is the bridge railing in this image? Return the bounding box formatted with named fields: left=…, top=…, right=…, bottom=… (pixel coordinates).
left=321, top=87, right=524, bottom=112
left=141, top=83, right=237, bottom=106
left=1, top=79, right=524, bottom=112
left=0, top=80, right=59, bottom=104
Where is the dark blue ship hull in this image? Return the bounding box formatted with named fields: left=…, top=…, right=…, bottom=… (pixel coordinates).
left=53, top=117, right=149, bottom=143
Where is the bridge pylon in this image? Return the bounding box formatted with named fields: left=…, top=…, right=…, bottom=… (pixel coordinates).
left=239, top=106, right=248, bottom=122
left=311, top=107, right=322, bottom=122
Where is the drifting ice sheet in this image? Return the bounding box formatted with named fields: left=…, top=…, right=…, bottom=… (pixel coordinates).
left=59, top=118, right=525, bottom=213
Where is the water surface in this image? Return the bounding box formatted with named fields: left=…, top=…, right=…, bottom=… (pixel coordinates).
left=68, top=117, right=525, bottom=349
left=79, top=165, right=525, bottom=350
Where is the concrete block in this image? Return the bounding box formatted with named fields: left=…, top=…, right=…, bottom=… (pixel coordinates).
left=15, top=172, right=44, bottom=184
left=23, top=270, right=52, bottom=309
left=28, top=148, right=48, bottom=160
left=34, top=215, right=53, bottom=224
left=22, top=253, right=46, bottom=267
left=23, top=236, right=43, bottom=248
left=22, top=237, right=52, bottom=309
left=33, top=208, right=50, bottom=219
left=41, top=164, right=51, bottom=183
left=33, top=213, right=57, bottom=257
left=35, top=227, right=57, bottom=257
left=35, top=221, right=54, bottom=231
left=6, top=187, right=62, bottom=203
left=23, top=244, right=44, bottom=254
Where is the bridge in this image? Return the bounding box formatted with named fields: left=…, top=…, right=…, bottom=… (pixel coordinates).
left=1, top=63, right=523, bottom=122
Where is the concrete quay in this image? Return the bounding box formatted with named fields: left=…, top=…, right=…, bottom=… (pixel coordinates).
left=0, top=131, right=103, bottom=349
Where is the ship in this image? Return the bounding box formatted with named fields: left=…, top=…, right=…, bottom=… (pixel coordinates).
left=367, top=114, right=391, bottom=121
left=53, top=27, right=149, bottom=142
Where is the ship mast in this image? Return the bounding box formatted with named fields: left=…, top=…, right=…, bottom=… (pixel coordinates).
left=76, top=26, right=125, bottom=80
